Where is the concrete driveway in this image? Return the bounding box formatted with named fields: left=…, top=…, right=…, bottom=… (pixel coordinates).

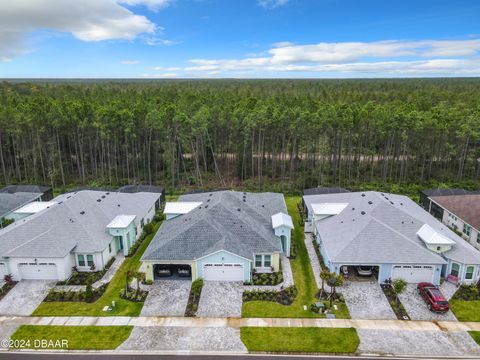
left=140, top=280, right=191, bottom=317
left=398, top=284, right=457, bottom=321
left=0, top=280, right=54, bottom=316
left=118, top=326, right=247, bottom=352
left=197, top=281, right=243, bottom=318
left=341, top=280, right=396, bottom=320
left=357, top=329, right=480, bottom=357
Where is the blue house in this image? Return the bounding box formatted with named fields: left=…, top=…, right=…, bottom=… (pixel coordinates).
left=303, top=191, right=480, bottom=285
left=141, top=190, right=293, bottom=282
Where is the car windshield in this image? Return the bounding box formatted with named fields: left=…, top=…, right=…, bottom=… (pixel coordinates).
left=437, top=301, right=449, bottom=306
left=359, top=266, right=371, bottom=270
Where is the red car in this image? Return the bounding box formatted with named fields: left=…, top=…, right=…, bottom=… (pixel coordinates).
left=417, top=282, right=449, bottom=313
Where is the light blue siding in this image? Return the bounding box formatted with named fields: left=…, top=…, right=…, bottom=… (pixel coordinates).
left=315, top=233, right=332, bottom=268
left=195, top=250, right=252, bottom=281
left=378, top=263, right=392, bottom=283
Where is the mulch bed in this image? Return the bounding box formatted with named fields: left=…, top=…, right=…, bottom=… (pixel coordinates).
left=0, top=281, right=18, bottom=301
left=381, top=284, right=410, bottom=320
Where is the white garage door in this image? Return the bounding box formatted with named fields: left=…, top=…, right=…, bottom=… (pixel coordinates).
left=18, top=263, right=58, bottom=280
left=203, top=263, right=244, bottom=281
left=392, top=265, right=434, bottom=283
left=0, top=262, right=7, bottom=279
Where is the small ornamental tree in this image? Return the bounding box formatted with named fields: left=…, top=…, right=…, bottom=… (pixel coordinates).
left=392, top=278, right=407, bottom=305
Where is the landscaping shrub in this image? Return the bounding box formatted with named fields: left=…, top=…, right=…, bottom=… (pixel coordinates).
left=56, top=258, right=115, bottom=286
left=44, top=284, right=108, bottom=303
left=0, top=278, right=17, bottom=301
left=289, top=241, right=297, bottom=259
left=452, top=284, right=480, bottom=301
left=251, top=271, right=283, bottom=286
left=119, top=288, right=148, bottom=302
left=243, top=285, right=298, bottom=305
left=185, top=278, right=204, bottom=317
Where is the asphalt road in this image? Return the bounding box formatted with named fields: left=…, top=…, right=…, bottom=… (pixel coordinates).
left=0, top=354, right=452, bottom=360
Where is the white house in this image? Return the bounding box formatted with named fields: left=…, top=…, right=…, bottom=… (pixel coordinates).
left=0, top=190, right=159, bottom=281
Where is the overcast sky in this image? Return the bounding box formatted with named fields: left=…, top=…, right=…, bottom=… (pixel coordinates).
left=1, top=0, right=479, bottom=78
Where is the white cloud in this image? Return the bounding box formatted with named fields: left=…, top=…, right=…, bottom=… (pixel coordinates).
left=152, top=66, right=181, bottom=71
left=182, top=39, right=480, bottom=77
left=118, top=0, right=172, bottom=12
left=258, top=0, right=289, bottom=9
left=0, top=0, right=161, bottom=61
left=121, top=60, right=140, bottom=65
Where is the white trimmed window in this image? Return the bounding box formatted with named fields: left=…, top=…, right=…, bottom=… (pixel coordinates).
left=77, top=255, right=85, bottom=267
left=255, top=254, right=272, bottom=268
left=463, top=224, right=471, bottom=236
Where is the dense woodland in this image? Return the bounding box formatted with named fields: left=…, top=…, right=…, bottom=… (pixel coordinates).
left=0, top=79, right=479, bottom=193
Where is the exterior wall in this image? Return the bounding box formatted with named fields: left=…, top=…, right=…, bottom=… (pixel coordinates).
left=72, top=251, right=104, bottom=272
left=108, top=221, right=137, bottom=256
left=315, top=232, right=332, bottom=269
left=271, top=253, right=280, bottom=272
left=8, top=212, right=33, bottom=221
left=195, top=250, right=252, bottom=282
left=446, top=261, right=480, bottom=284
left=434, top=202, right=480, bottom=251
left=166, top=213, right=181, bottom=220
left=8, top=255, right=73, bottom=281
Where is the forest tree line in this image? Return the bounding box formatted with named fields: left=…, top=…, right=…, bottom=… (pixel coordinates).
left=0, top=78, right=479, bottom=192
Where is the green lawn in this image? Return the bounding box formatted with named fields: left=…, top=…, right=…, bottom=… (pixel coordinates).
left=469, top=331, right=480, bottom=345
left=240, top=327, right=359, bottom=353
left=450, top=300, right=480, bottom=322
left=11, top=325, right=132, bottom=350
left=242, top=196, right=349, bottom=319
left=32, top=222, right=161, bottom=317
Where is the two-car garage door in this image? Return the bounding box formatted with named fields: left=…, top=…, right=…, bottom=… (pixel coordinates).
left=392, top=265, right=434, bottom=283
left=18, top=263, right=58, bottom=280
left=203, top=263, right=244, bottom=281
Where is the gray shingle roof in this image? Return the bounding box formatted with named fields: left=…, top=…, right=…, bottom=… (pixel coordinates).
left=0, top=185, right=51, bottom=194
left=303, top=187, right=350, bottom=196
left=0, top=192, right=43, bottom=219
left=305, top=191, right=480, bottom=265
left=0, top=190, right=160, bottom=258
left=142, top=190, right=287, bottom=261
left=118, top=184, right=165, bottom=195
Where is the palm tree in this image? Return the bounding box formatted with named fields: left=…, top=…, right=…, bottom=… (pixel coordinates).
left=125, top=270, right=133, bottom=294
left=391, top=278, right=407, bottom=305
left=319, top=269, right=331, bottom=298
left=135, top=272, right=145, bottom=299
left=327, top=273, right=345, bottom=307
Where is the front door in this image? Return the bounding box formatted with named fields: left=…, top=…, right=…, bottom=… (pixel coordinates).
left=116, top=236, right=124, bottom=251
left=280, top=235, right=286, bottom=252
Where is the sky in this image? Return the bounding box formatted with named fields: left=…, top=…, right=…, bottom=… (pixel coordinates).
left=0, top=0, right=480, bottom=78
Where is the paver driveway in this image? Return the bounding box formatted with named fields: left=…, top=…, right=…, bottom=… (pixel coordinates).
left=341, top=280, right=396, bottom=320
left=140, top=280, right=191, bottom=316
left=197, top=281, right=243, bottom=318
left=0, top=280, right=54, bottom=316
left=118, top=326, right=247, bottom=352
left=398, top=284, right=457, bottom=321
left=357, top=329, right=480, bottom=357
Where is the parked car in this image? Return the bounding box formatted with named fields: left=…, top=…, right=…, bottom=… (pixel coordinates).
left=417, top=282, right=449, bottom=313
left=356, top=266, right=373, bottom=276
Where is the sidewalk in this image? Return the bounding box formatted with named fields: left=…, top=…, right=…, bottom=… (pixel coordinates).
left=1, top=315, right=480, bottom=333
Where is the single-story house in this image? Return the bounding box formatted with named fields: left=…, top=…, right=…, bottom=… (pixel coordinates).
left=302, top=187, right=349, bottom=219
left=0, top=190, right=159, bottom=281
left=118, top=184, right=165, bottom=204
left=141, top=190, right=293, bottom=282
left=424, top=194, right=480, bottom=251
left=303, top=191, right=480, bottom=285
left=0, top=192, right=43, bottom=227
left=0, top=184, right=53, bottom=201
left=419, top=188, right=480, bottom=217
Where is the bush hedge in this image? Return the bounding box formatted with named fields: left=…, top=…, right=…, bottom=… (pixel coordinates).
left=243, top=285, right=298, bottom=305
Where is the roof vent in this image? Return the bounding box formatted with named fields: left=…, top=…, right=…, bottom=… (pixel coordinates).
left=361, top=211, right=366, bottom=215
left=80, top=211, right=85, bottom=215
left=390, top=201, right=394, bottom=205
left=117, top=204, right=121, bottom=207
left=67, top=196, right=71, bottom=199
left=237, top=208, right=241, bottom=211
left=380, top=193, right=384, bottom=196
left=97, top=199, right=101, bottom=202
left=400, top=202, right=403, bottom=206
left=385, top=197, right=389, bottom=200
left=368, top=201, right=372, bottom=205
left=101, top=195, right=106, bottom=199
left=341, top=221, right=343, bottom=223
left=352, top=207, right=355, bottom=210
left=207, top=199, right=210, bottom=202
left=262, top=205, right=265, bottom=207
left=361, top=193, right=365, bottom=197
left=209, top=193, right=213, bottom=197
left=106, top=192, right=110, bottom=195
left=205, top=205, right=208, bottom=208
left=401, top=221, right=404, bottom=224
